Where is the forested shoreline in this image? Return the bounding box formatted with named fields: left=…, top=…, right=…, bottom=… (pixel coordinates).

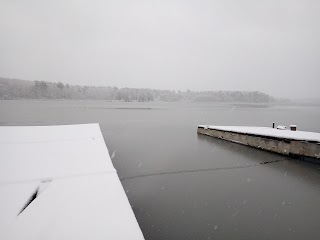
left=0, top=77, right=274, bottom=103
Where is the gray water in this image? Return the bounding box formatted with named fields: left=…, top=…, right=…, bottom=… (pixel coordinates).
left=1, top=100, right=320, bottom=240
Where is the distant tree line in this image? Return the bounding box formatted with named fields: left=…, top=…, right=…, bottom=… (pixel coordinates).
left=0, top=77, right=274, bottom=103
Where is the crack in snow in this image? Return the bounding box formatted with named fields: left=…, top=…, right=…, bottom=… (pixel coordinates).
left=18, top=179, right=52, bottom=216
left=0, top=170, right=115, bottom=186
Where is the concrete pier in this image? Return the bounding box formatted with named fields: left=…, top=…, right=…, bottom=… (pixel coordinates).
left=197, top=125, right=320, bottom=162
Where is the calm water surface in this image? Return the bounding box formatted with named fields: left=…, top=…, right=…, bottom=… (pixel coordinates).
left=1, top=100, right=320, bottom=240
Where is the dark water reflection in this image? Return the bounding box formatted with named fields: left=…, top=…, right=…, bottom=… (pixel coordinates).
left=1, top=100, right=320, bottom=240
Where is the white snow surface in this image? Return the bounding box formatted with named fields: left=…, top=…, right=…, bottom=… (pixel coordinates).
left=0, top=124, right=144, bottom=240
left=199, top=125, right=320, bottom=143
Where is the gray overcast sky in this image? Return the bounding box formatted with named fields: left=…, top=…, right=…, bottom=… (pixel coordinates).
left=0, top=0, right=319, bottom=98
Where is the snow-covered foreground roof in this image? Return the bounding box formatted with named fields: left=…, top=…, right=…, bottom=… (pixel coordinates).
left=0, top=124, right=144, bottom=240
left=199, top=125, right=320, bottom=143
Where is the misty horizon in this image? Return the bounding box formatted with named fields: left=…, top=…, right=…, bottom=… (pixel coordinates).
left=0, top=77, right=276, bottom=103
left=2, top=76, right=320, bottom=102
left=0, top=76, right=278, bottom=94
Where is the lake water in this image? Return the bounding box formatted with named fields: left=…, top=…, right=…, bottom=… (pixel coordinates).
left=1, top=100, right=320, bottom=240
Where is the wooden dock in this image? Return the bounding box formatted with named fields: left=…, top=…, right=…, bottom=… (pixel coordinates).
left=0, top=124, right=145, bottom=239
left=197, top=125, right=320, bottom=162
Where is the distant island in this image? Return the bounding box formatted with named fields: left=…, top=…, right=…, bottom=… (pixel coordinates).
left=0, top=77, right=274, bottom=103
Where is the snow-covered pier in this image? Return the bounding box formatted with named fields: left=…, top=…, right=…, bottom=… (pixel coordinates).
left=197, top=125, right=320, bottom=162
left=0, top=124, right=145, bottom=239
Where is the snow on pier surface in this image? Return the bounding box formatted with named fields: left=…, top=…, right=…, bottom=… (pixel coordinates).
left=0, top=124, right=144, bottom=240
left=199, top=125, right=320, bottom=143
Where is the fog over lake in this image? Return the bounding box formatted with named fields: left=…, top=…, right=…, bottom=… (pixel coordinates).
left=1, top=0, right=320, bottom=238
left=1, top=100, right=320, bottom=239
left=1, top=0, right=320, bottom=98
